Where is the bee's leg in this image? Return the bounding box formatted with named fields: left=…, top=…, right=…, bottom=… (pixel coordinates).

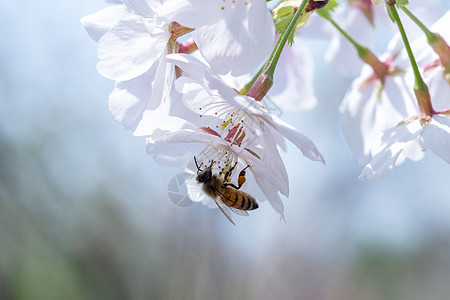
left=224, top=162, right=238, bottom=181
left=236, top=165, right=250, bottom=189
left=224, top=165, right=250, bottom=190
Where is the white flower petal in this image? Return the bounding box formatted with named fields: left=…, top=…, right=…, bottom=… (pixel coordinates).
left=339, top=68, right=378, bottom=165
left=394, top=135, right=426, bottom=166
left=386, top=75, right=418, bottom=118
left=261, top=126, right=289, bottom=196
left=151, top=128, right=224, bottom=145
left=167, top=53, right=266, bottom=116
left=359, top=120, right=423, bottom=181
left=358, top=145, right=403, bottom=181
left=422, top=115, right=450, bottom=164
left=325, top=8, right=373, bottom=77
left=147, top=138, right=203, bottom=167
left=175, top=77, right=247, bottom=123
left=156, top=0, right=220, bottom=28
left=149, top=59, right=175, bottom=111
left=165, top=53, right=209, bottom=80
left=265, top=114, right=325, bottom=164
left=426, top=66, right=450, bottom=112
left=252, top=171, right=285, bottom=219
left=123, top=0, right=158, bottom=18
left=97, top=16, right=168, bottom=81
left=195, top=0, right=275, bottom=75
left=135, top=109, right=186, bottom=136
left=298, top=13, right=334, bottom=39
left=406, top=1, right=449, bottom=38
left=269, top=42, right=318, bottom=111
left=108, top=68, right=157, bottom=131
left=81, top=5, right=132, bottom=42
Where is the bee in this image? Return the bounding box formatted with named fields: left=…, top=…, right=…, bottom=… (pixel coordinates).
left=194, top=156, right=258, bottom=225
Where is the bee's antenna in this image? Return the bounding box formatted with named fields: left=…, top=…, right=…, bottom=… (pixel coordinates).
left=194, top=156, right=201, bottom=172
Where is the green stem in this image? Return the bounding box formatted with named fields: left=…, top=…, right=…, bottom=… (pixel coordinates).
left=400, top=6, right=437, bottom=44
left=326, top=17, right=362, bottom=51
left=388, top=5, right=421, bottom=84
left=240, top=0, right=308, bottom=95
left=266, top=0, right=308, bottom=76
left=387, top=4, right=434, bottom=117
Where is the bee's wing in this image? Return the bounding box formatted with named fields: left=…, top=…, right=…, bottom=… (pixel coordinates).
left=185, top=173, right=205, bottom=203
left=212, top=198, right=236, bottom=226
left=228, top=206, right=249, bottom=217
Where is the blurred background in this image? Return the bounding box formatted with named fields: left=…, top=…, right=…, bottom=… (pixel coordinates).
left=1, top=1, right=450, bottom=299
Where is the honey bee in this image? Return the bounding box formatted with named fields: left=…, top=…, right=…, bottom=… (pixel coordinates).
left=194, top=157, right=258, bottom=225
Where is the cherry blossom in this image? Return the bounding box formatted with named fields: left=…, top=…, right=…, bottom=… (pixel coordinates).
left=314, top=0, right=448, bottom=77
left=81, top=0, right=192, bottom=131
left=339, top=37, right=419, bottom=166
left=359, top=11, right=450, bottom=180
left=134, top=53, right=324, bottom=218
left=80, top=0, right=450, bottom=224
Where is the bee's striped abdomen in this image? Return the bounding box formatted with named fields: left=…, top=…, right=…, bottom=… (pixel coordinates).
left=221, top=187, right=258, bottom=211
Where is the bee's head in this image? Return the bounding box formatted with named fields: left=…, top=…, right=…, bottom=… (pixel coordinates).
left=196, top=168, right=212, bottom=183
left=194, top=157, right=215, bottom=183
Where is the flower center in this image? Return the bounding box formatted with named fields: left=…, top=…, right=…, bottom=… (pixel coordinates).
left=196, top=145, right=239, bottom=177
left=195, top=108, right=260, bottom=175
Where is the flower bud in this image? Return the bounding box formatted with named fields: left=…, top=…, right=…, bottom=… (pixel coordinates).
left=305, top=0, right=329, bottom=13
left=349, top=0, right=375, bottom=26
left=429, top=33, right=450, bottom=84
left=385, top=0, right=396, bottom=6
left=358, top=47, right=390, bottom=83
left=414, top=81, right=435, bottom=118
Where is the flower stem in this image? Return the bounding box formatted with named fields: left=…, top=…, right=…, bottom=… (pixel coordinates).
left=326, top=17, right=361, bottom=50
left=241, top=0, right=309, bottom=98
left=386, top=4, right=434, bottom=117
left=324, top=15, right=389, bottom=82
left=265, top=0, right=309, bottom=77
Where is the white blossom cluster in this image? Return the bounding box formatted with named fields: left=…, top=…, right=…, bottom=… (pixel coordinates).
left=338, top=5, right=450, bottom=180
left=82, top=0, right=450, bottom=221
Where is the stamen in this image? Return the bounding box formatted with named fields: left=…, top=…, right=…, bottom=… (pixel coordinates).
left=224, top=125, right=238, bottom=142
left=221, top=117, right=232, bottom=128
left=233, top=126, right=246, bottom=147
left=200, top=126, right=221, bottom=137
